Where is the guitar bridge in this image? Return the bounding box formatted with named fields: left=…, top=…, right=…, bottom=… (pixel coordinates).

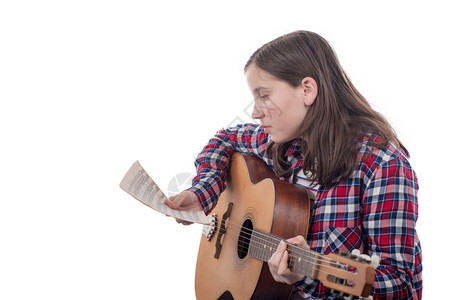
left=214, top=202, right=233, bottom=259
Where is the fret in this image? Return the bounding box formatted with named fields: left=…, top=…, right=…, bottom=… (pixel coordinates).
left=304, top=252, right=312, bottom=276
left=289, top=246, right=302, bottom=274
left=249, top=230, right=279, bottom=262
left=247, top=229, right=319, bottom=279
left=301, top=250, right=310, bottom=277
left=290, top=245, right=314, bottom=278
left=311, top=252, right=321, bottom=279
left=247, top=230, right=258, bottom=260
left=309, top=251, right=321, bottom=279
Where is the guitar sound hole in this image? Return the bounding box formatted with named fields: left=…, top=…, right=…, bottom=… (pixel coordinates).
left=237, top=219, right=253, bottom=259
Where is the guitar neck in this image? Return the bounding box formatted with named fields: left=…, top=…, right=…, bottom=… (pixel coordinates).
left=248, top=229, right=375, bottom=297
left=248, top=229, right=320, bottom=279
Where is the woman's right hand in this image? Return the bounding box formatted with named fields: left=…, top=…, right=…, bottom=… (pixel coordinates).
left=164, top=190, right=203, bottom=225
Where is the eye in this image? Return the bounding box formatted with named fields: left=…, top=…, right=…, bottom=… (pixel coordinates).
left=260, top=94, right=269, bottom=100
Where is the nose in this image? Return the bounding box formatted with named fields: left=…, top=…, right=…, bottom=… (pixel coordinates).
left=251, top=101, right=264, bottom=120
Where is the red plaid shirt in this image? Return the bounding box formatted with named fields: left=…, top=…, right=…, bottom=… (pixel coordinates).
left=189, top=123, right=422, bottom=299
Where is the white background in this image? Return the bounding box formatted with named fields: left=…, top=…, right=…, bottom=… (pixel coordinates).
left=1, top=1, right=448, bottom=299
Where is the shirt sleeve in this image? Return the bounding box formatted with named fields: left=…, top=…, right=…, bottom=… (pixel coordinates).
left=188, top=123, right=269, bottom=214
left=362, top=156, right=421, bottom=299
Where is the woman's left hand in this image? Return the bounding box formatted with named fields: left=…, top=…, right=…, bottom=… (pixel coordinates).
left=268, top=235, right=310, bottom=285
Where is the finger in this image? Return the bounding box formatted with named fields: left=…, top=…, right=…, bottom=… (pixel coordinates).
left=268, top=243, right=283, bottom=282
left=172, top=217, right=193, bottom=225
left=269, top=241, right=287, bottom=267
left=268, top=243, right=291, bottom=284
left=278, top=249, right=290, bottom=274
left=176, top=218, right=193, bottom=226
left=274, top=241, right=287, bottom=258
left=287, top=235, right=309, bottom=249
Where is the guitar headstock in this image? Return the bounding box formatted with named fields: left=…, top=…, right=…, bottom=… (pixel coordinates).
left=315, top=250, right=379, bottom=298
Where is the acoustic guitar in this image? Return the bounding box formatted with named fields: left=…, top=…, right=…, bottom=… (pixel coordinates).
left=195, top=153, right=376, bottom=299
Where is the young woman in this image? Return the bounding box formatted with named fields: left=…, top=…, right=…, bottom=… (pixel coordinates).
left=165, top=30, right=422, bottom=299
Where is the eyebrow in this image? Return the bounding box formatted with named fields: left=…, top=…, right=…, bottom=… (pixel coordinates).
left=252, top=86, right=269, bottom=95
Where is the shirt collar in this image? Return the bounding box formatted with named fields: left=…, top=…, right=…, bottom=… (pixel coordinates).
left=285, top=138, right=304, bottom=165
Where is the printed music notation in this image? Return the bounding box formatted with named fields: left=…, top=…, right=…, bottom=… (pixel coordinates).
left=120, top=161, right=209, bottom=225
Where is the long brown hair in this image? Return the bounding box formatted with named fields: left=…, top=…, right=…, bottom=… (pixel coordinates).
left=245, top=30, right=408, bottom=187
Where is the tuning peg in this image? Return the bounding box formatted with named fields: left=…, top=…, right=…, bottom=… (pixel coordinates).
left=351, top=249, right=372, bottom=263
left=351, top=249, right=360, bottom=255
left=351, top=249, right=360, bottom=257
left=370, top=255, right=380, bottom=268
left=360, top=254, right=371, bottom=262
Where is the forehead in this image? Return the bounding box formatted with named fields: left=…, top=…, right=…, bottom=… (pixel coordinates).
left=245, top=64, right=280, bottom=92
left=245, top=64, right=274, bottom=81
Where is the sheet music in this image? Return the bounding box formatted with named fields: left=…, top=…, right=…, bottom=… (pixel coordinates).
left=120, top=161, right=209, bottom=225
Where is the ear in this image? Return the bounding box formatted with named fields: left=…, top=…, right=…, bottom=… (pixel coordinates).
left=300, top=77, right=318, bottom=106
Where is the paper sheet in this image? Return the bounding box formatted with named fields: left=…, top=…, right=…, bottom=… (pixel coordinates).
left=119, top=161, right=209, bottom=224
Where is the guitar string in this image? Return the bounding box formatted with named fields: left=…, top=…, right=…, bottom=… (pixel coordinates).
left=221, top=221, right=372, bottom=276
left=247, top=233, right=357, bottom=276
left=213, top=224, right=363, bottom=279
left=226, top=227, right=347, bottom=273
left=215, top=220, right=338, bottom=264
left=216, top=220, right=316, bottom=260
left=211, top=219, right=363, bottom=273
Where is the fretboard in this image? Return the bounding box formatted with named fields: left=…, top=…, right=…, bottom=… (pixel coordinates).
left=248, top=229, right=319, bottom=278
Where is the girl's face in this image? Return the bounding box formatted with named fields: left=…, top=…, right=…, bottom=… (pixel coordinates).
left=245, top=64, right=316, bottom=143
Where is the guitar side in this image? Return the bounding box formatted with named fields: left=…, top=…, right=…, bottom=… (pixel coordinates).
left=195, top=153, right=310, bottom=300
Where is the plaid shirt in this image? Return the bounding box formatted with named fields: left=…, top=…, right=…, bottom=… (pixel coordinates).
left=189, top=123, right=422, bottom=299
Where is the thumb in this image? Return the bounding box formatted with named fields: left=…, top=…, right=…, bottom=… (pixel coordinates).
left=165, top=195, right=180, bottom=209
left=164, top=190, right=202, bottom=211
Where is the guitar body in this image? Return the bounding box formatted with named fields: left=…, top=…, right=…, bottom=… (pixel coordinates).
left=195, top=153, right=310, bottom=300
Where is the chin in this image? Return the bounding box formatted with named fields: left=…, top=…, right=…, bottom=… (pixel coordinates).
left=270, top=135, right=289, bottom=143
left=271, top=132, right=299, bottom=143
